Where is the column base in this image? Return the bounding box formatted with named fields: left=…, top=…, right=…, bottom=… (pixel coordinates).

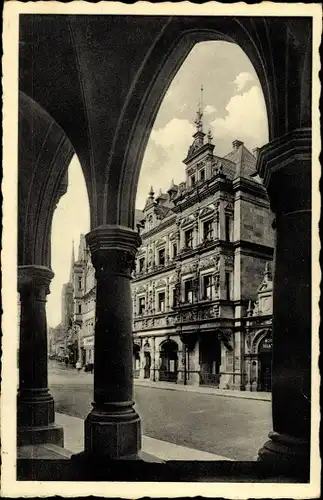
left=84, top=408, right=141, bottom=459
left=258, top=431, right=310, bottom=472
left=17, top=392, right=64, bottom=447
left=18, top=424, right=64, bottom=447
left=18, top=393, right=55, bottom=427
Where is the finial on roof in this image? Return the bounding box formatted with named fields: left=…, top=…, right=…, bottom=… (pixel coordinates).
left=207, top=129, right=213, bottom=144
left=264, top=262, right=271, bottom=280
left=167, top=178, right=177, bottom=193
left=194, top=85, right=204, bottom=133
left=247, top=300, right=253, bottom=317
left=149, top=186, right=154, bottom=198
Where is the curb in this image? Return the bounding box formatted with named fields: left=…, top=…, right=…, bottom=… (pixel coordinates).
left=134, top=381, right=271, bottom=402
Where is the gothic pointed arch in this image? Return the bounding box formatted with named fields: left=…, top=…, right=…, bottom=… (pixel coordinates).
left=18, top=91, right=74, bottom=267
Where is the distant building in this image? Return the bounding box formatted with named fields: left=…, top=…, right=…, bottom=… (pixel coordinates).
left=49, top=247, right=75, bottom=361
left=71, top=210, right=145, bottom=366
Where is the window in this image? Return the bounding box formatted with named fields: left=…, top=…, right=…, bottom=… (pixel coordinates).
left=200, top=169, right=205, bottom=182
left=225, top=215, right=232, bottom=242
left=139, top=257, right=145, bottom=272
left=172, top=243, right=177, bottom=259
left=202, top=275, right=212, bottom=300
left=185, top=228, right=193, bottom=248
left=78, top=303, right=82, bottom=314
left=138, top=297, right=145, bottom=315
left=203, top=220, right=213, bottom=241
left=158, top=248, right=165, bottom=266
left=184, top=280, right=193, bottom=303
left=225, top=272, right=231, bottom=300
left=158, top=292, right=166, bottom=312
left=172, top=288, right=177, bottom=307
left=190, top=175, right=196, bottom=187
left=78, top=277, right=82, bottom=290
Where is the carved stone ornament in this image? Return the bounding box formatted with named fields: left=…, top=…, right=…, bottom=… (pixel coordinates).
left=224, top=201, right=234, bottom=215
left=18, top=265, right=54, bottom=300
left=91, top=249, right=136, bottom=279
left=155, top=278, right=167, bottom=289
left=137, top=285, right=146, bottom=294
left=86, top=225, right=141, bottom=279
left=200, top=205, right=215, bottom=219
left=209, top=304, right=220, bottom=318
left=187, top=167, right=196, bottom=176
left=224, top=255, right=234, bottom=270
left=155, top=238, right=166, bottom=248
left=199, top=256, right=214, bottom=270
left=180, top=217, right=192, bottom=228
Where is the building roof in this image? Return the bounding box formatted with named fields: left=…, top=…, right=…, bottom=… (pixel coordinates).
left=224, top=140, right=257, bottom=178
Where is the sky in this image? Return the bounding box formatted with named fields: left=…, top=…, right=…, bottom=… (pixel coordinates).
left=47, top=40, right=269, bottom=328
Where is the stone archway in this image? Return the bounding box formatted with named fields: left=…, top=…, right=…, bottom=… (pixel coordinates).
left=252, top=330, right=272, bottom=392
left=16, top=13, right=313, bottom=467
left=159, top=339, right=179, bottom=383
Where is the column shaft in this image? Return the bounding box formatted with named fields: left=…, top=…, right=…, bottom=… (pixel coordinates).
left=82, top=225, right=142, bottom=459
left=17, top=265, right=63, bottom=446
left=257, top=129, right=311, bottom=471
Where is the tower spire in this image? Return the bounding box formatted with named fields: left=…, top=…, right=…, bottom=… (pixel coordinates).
left=194, top=85, right=204, bottom=133
left=69, top=239, right=75, bottom=283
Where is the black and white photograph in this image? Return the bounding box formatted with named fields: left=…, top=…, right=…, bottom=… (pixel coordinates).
left=1, top=1, right=321, bottom=497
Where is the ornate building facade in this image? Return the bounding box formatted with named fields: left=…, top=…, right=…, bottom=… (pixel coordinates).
left=131, top=109, right=275, bottom=391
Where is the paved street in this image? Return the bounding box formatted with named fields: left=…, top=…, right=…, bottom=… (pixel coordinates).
left=49, top=361, right=272, bottom=461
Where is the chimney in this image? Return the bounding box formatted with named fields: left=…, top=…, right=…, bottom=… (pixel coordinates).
left=232, top=139, right=243, bottom=151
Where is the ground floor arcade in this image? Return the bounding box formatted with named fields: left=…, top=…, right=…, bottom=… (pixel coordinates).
left=132, top=327, right=272, bottom=392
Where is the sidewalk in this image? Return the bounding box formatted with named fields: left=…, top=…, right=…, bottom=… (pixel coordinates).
left=55, top=412, right=234, bottom=462
left=134, top=378, right=271, bottom=402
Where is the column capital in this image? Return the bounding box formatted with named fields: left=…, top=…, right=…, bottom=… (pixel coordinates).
left=18, top=265, right=54, bottom=296
left=86, top=225, right=142, bottom=278
left=256, top=128, right=311, bottom=214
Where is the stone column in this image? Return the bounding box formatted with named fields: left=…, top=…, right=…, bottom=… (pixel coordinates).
left=257, top=129, right=311, bottom=471
left=83, top=225, right=142, bottom=459
left=17, top=265, right=63, bottom=446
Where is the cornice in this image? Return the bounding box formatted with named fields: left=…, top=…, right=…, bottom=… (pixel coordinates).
left=141, top=214, right=176, bottom=240
left=132, top=261, right=176, bottom=282
left=172, top=176, right=232, bottom=212
left=233, top=240, right=274, bottom=258
left=232, top=177, right=269, bottom=200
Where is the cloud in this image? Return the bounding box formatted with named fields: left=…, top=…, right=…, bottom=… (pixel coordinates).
left=234, top=72, right=254, bottom=92
left=150, top=118, right=195, bottom=149
left=136, top=118, right=195, bottom=208
left=204, top=104, right=217, bottom=115
left=210, top=85, right=268, bottom=155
